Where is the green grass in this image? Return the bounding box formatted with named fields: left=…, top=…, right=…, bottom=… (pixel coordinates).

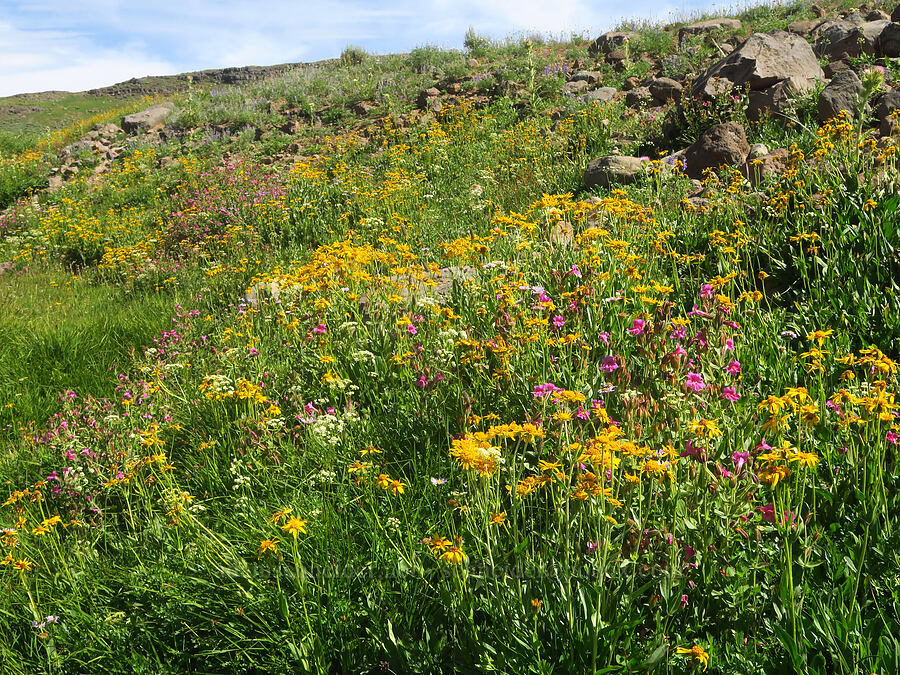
left=0, top=267, right=176, bottom=437
left=0, top=2, right=899, bottom=672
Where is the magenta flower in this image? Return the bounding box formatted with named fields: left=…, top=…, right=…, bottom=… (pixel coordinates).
left=532, top=383, right=561, bottom=398
left=671, top=343, right=687, bottom=357
left=552, top=315, right=566, bottom=328
left=597, top=331, right=610, bottom=345
left=731, top=450, right=749, bottom=474
left=722, top=386, right=740, bottom=402
left=626, top=319, right=646, bottom=335
left=887, top=431, right=898, bottom=444
left=586, top=541, right=598, bottom=554
left=600, top=356, right=619, bottom=372
left=684, top=372, right=706, bottom=391
left=415, top=375, right=428, bottom=387
left=700, top=284, right=715, bottom=299
left=726, top=360, right=741, bottom=375
left=312, top=323, right=326, bottom=334
left=723, top=338, right=735, bottom=352
left=681, top=594, right=689, bottom=608
left=406, top=324, right=418, bottom=335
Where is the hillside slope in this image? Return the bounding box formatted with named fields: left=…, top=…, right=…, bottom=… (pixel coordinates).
left=0, top=1, right=899, bottom=673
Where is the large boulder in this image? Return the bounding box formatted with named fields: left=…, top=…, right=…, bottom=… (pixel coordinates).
left=648, top=77, right=683, bottom=103
left=589, top=31, right=637, bottom=55
left=817, top=70, right=863, bottom=123
left=682, top=122, right=750, bottom=179
left=893, top=4, right=900, bottom=22
left=584, top=156, right=647, bottom=188
left=122, top=103, right=174, bottom=133
left=586, top=87, right=617, bottom=102
left=878, top=22, right=900, bottom=57
left=787, top=19, right=827, bottom=35
left=692, top=31, right=824, bottom=99
left=679, top=18, right=742, bottom=40
left=875, top=87, right=900, bottom=134
left=746, top=77, right=804, bottom=120
left=816, top=19, right=890, bottom=59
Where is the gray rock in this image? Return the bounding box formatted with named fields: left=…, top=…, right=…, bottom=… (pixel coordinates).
left=121, top=103, right=174, bottom=133
left=814, top=16, right=882, bottom=59
left=894, top=4, right=900, bottom=22
left=824, top=59, right=852, bottom=78
left=787, top=19, right=827, bottom=35
left=570, top=70, right=602, bottom=84
left=741, top=148, right=789, bottom=186
left=868, top=9, right=891, bottom=21
left=817, top=70, right=864, bottom=122
left=746, top=77, right=804, bottom=120
left=749, top=143, right=770, bottom=158
left=584, top=156, right=647, bottom=188
left=648, top=77, right=683, bottom=103
left=683, top=121, right=750, bottom=179
left=586, top=87, right=617, bottom=102
left=588, top=31, right=638, bottom=55
left=875, top=87, right=900, bottom=134
left=625, top=86, right=652, bottom=107
left=878, top=22, right=900, bottom=57
left=679, top=18, right=742, bottom=39
left=692, top=31, right=824, bottom=99
left=563, top=80, right=591, bottom=95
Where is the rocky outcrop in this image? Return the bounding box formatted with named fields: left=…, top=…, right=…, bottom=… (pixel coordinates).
left=693, top=31, right=824, bottom=99
left=875, top=87, right=900, bottom=134
left=679, top=18, right=742, bottom=41
left=122, top=103, right=174, bottom=133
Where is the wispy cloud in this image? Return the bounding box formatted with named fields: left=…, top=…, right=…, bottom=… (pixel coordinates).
left=0, top=0, right=722, bottom=97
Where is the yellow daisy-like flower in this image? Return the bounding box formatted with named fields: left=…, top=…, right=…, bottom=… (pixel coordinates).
left=490, top=511, right=507, bottom=526
left=675, top=645, right=709, bottom=671
left=439, top=546, right=466, bottom=565
left=281, top=517, right=308, bottom=539
left=257, top=538, right=279, bottom=558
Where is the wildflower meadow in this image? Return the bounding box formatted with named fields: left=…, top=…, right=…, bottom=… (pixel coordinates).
left=0, top=1, right=899, bottom=673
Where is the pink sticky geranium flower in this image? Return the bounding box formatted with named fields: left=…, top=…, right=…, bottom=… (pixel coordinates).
left=684, top=372, right=707, bottom=391
left=722, top=386, right=740, bottom=402
left=552, top=315, right=566, bottom=328
left=726, top=360, right=741, bottom=375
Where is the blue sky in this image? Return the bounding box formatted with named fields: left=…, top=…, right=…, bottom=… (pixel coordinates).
left=0, top=0, right=737, bottom=97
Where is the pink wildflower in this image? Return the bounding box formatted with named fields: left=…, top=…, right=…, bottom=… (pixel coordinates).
left=684, top=372, right=706, bottom=391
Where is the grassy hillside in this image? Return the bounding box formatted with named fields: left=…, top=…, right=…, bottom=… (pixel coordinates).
left=0, top=1, right=898, bottom=673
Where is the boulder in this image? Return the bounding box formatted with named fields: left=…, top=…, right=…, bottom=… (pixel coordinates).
left=823, top=59, right=852, bottom=78
left=746, top=77, right=804, bottom=120
left=787, top=19, right=827, bottom=35
left=682, top=121, right=750, bottom=179
left=586, top=87, right=617, bottom=102
left=584, top=156, right=647, bottom=188
left=878, top=22, right=900, bottom=57
left=588, top=31, right=638, bottom=55
left=417, top=87, right=441, bottom=108
left=692, top=31, right=824, bottom=99
left=867, top=9, right=891, bottom=21
left=570, top=70, right=602, bottom=84
left=121, top=103, right=174, bottom=133
left=817, top=70, right=864, bottom=122
left=563, top=80, right=591, bottom=95
left=625, top=86, right=652, bottom=107
left=648, top=77, right=684, bottom=103
left=816, top=19, right=890, bottom=59
left=679, top=18, right=742, bottom=39
left=875, top=87, right=900, bottom=134
left=894, top=4, right=900, bottom=22
left=741, top=148, right=789, bottom=185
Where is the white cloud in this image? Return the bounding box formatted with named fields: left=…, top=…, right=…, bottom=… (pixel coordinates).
left=0, top=0, right=736, bottom=96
